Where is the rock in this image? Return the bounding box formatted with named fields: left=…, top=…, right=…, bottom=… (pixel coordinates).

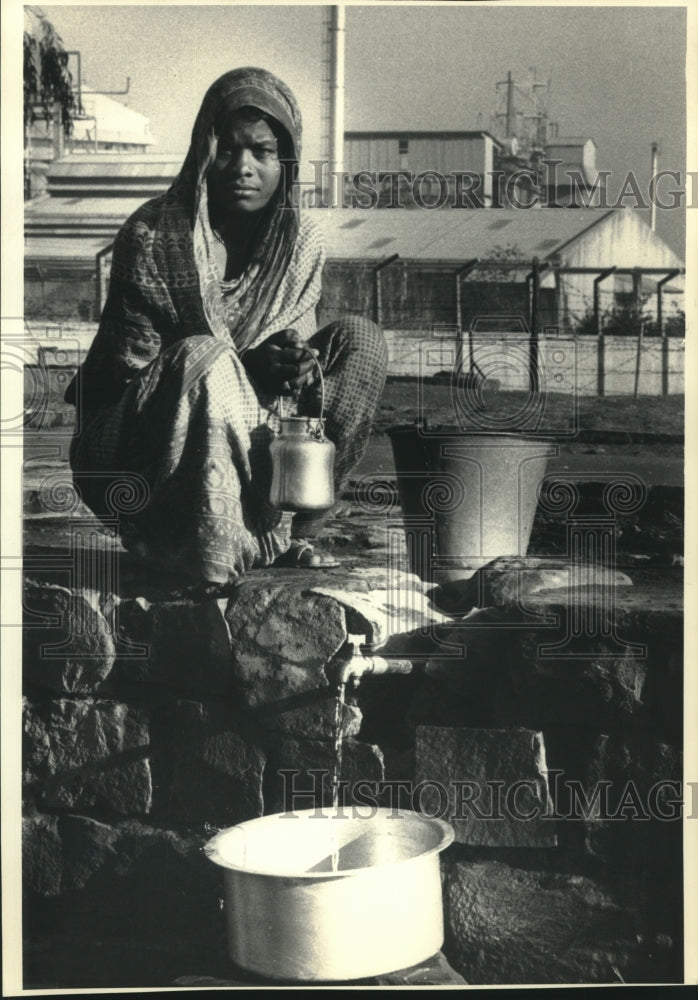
left=23, top=811, right=62, bottom=895
left=640, top=643, right=683, bottom=743
left=523, top=579, right=683, bottom=640
left=494, top=635, right=649, bottom=731
left=24, top=816, right=222, bottom=949
left=415, top=726, right=556, bottom=847
left=57, top=814, right=120, bottom=891
left=225, top=580, right=347, bottom=709
left=263, top=736, right=385, bottom=814
left=23, top=698, right=50, bottom=793
left=375, top=951, right=468, bottom=986
left=169, top=701, right=265, bottom=827
left=401, top=609, right=512, bottom=730
left=429, top=556, right=633, bottom=615
left=581, top=734, right=682, bottom=867
left=39, top=699, right=152, bottom=815
left=116, top=597, right=234, bottom=694
left=173, top=951, right=467, bottom=988
left=23, top=582, right=115, bottom=695
left=310, top=569, right=449, bottom=648
left=254, top=693, right=363, bottom=741
left=442, top=860, right=643, bottom=984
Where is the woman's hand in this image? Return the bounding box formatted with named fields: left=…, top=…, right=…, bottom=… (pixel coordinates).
left=243, top=329, right=318, bottom=395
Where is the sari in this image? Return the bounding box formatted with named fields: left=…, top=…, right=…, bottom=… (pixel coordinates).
left=67, top=68, right=387, bottom=586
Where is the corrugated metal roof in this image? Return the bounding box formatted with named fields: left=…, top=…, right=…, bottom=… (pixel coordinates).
left=25, top=202, right=680, bottom=268
left=48, top=155, right=182, bottom=180
left=345, top=129, right=501, bottom=145
left=25, top=236, right=112, bottom=261
left=304, top=207, right=616, bottom=261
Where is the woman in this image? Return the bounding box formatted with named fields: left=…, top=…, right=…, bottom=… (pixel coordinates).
left=66, top=67, right=387, bottom=589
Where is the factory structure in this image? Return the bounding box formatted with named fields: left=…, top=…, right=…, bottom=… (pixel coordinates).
left=24, top=63, right=684, bottom=391
left=25, top=86, right=155, bottom=200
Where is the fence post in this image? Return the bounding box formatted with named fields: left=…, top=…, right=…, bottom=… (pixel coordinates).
left=528, top=258, right=540, bottom=392
left=632, top=270, right=643, bottom=399
left=454, top=259, right=478, bottom=376
left=656, top=269, right=680, bottom=397
left=593, top=267, right=616, bottom=397
left=373, top=254, right=400, bottom=326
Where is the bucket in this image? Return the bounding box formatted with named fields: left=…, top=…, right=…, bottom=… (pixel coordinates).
left=387, top=424, right=554, bottom=583
left=205, top=807, right=454, bottom=982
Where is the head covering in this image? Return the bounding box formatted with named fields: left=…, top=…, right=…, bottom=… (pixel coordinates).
left=65, top=68, right=323, bottom=413
left=175, top=67, right=302, bottom=206
left=173, top=67, right=303, bottom=351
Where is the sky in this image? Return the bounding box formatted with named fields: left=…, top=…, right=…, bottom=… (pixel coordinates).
left=23, top=3, right=690, bottom=254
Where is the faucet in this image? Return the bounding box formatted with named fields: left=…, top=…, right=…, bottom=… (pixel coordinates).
left=334, top=634, right=414, bottom=688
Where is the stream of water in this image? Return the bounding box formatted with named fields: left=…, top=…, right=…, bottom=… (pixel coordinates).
left=330, top=682, right=346, bottom=872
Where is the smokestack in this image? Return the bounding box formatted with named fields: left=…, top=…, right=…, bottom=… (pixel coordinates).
left=328, top=6, right=345, bottom=208
left=650, top=142, right=658, bottom=232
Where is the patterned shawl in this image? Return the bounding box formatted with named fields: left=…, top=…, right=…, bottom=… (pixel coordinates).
left=67, top=67, right=324, bottom=410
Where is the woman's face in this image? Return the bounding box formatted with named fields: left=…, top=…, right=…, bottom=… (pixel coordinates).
left=207, top=115, right=283, bottom=217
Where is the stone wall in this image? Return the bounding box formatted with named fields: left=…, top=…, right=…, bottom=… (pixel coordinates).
left=21, top=538, right=684, bottom=987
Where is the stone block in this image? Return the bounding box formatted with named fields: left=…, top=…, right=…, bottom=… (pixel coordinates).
left=38, top=699, right=152, bottom=815
left=23, top=816, right=222, bottom=950
left=57, top=814, right=120, bottom=891
left=254, top=692, right=363, bottom=741
left=494, top=635, right=649, bottom=731
left=442, top=860, right=646, bottom=984
left=23, top=581, right=115, bottom=695
left=115, top=597, right=234, bottom=694
left=263, top=736, right=385, bottom=814
left=23, top=811, right=62, bottom=896
left=23, top=698, right=50, bottom=794
left=169, top=701, right=265, bottom=827
left=405, top=610, right=512, bottom=729
left=415, top=726, right=556, bottom=847
left=225, top=580, right=347, bottom=709
left=580, top=734, right=682, bottom=867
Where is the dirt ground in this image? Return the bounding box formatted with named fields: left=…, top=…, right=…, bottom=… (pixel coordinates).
left=375, top=381, right=684, bottom=440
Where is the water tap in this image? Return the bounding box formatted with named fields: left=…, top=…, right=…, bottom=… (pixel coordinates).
left=334, top=634, right=414, bottom=688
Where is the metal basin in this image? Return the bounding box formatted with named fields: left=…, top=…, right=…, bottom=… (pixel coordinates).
left=205, top=807, right=454, bottom=982
left=387, top=424, right=554, bottom=582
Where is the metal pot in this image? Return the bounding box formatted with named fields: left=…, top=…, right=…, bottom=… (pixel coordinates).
left=269, top=416, right=335, bottom=511
left=205, top=807, right=454, bottom=982
left=269, top=350, right=336, bottom=512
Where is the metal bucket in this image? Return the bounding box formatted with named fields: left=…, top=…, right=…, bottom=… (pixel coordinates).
left=387, top=424, right=554, bottom=583
left=205, top=807, right=454, bottom=982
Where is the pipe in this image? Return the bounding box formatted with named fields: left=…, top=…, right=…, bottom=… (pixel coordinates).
left=650, top=142, right=658, bottom=232
left=506, top=70, right=514, bottom=138
left=333, top=635, right=414, bottom=688
left=328, top=6, right=346, bottom=208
